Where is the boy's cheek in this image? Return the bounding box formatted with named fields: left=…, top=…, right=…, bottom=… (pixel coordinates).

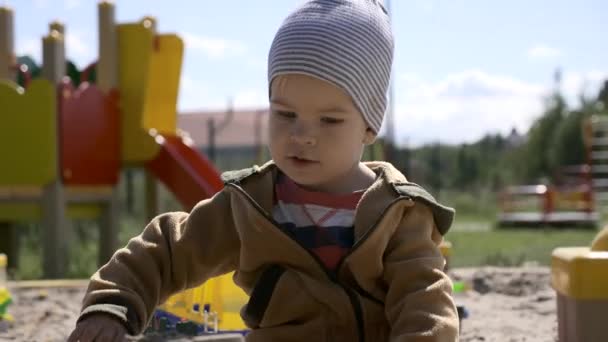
left=268, top=118, right=290, bottom=134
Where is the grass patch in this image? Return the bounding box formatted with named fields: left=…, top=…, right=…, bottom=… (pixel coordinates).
left=445, top=225, right=600, bottom=267
left=13, top=216, right=147, bottom=280
left=438, top=190, right=498, bottom=222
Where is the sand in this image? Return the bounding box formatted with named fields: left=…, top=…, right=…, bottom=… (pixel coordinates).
left=0, top=266, right=558, bottom=341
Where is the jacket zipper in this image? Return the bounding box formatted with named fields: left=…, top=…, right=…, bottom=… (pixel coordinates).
left=226, top=182, right=409, bottom=342
left=334, top=194, right=410, bottom=306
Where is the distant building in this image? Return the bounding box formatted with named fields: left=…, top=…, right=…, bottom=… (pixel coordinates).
left=178, top=108, right=270, bottom=171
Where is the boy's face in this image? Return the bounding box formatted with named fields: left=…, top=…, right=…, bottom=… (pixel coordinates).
left=268, top=74, right=375, bottom=192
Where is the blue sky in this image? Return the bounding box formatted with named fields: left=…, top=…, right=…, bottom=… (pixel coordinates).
left=7, top=0, right=608, bottom=145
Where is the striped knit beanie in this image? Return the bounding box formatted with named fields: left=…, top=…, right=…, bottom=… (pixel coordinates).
left=268, top=0, right=394, bottom=134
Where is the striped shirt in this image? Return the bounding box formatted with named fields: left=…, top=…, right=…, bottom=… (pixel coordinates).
left=273, top=173, right=364, bottom=272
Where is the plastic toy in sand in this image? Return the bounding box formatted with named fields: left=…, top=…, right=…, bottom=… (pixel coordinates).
left=0, top=288, right=12, bottom=322
left=0, top=254, right=14, bottom=327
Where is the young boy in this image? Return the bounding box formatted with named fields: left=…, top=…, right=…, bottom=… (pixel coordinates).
left=69, top=0, right=459, bottom=340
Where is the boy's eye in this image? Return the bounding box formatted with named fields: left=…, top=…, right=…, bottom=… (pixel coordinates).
left=321, top=117, right=344, bottom=124
left=274, top=110, right=296, bottom=119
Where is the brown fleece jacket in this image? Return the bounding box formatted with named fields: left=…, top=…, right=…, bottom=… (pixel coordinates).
left=79, top=161, right=459, bottom=341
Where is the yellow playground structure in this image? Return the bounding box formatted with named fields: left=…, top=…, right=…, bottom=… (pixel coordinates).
left=0, top=1, right=247, bottom=335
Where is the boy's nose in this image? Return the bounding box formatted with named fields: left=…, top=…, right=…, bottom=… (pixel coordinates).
left=289, top=125, right=317, bottom=146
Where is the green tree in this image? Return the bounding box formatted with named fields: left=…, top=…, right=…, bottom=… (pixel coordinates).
left=550, top=110, right=586, bottom=168
left=456, top=144, right=478, bottom=187
left=598, top=80, right=608, bottom=111
left=521, top=91, right=567, bottom=181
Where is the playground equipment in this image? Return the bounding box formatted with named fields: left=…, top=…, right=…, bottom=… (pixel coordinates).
left=497, top=112, right=608, bottom=227
left=0, top=2, right=224, bottom=277
left=0, top=1, right=249, bottom=335
left=497, top=182, right=599, bottom=226
left=551, top=226, right=608, bottom=342
left=583, top=115, right=608, bottom=204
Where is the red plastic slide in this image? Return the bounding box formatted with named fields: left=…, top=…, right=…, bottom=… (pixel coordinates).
left=145, top=133, right=224, bottom=211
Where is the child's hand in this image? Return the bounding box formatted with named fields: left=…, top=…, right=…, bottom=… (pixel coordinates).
left=68, top=314, right=128, bottom=342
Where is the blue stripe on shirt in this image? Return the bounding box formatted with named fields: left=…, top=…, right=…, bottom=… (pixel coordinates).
left=279, top=223, right=354, bottom=249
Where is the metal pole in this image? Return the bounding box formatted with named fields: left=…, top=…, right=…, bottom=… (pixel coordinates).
left=208, top=118, right=216, bottom=163
left=98, top=0, right=118, bottom=92
left=0, top=6, right=14, bottom=80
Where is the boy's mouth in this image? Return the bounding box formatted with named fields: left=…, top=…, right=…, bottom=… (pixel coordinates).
left=288, top=156, right=319, bottom=165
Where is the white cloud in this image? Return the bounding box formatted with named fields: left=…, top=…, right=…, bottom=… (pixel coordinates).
left=178, top=75, right=225, bottom=110
left=390, top=69, right=608, bottom=146
left=392, top=70, right=547, bottom=146
left=561, top=70, right=608, bottom=103
left=527, top=44, right=562, bottom=59
left=182, top=33, right=246, bottom=59
left=65, top=29, right=95, bottom=66
left=15, top=29, right=94, bottom=68
left=410, top=69, right=544, bottom=99
left=178, top=74, right=267, bottom=111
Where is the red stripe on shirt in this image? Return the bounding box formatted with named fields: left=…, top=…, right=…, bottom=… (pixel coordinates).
left=276, top=174, right=363, bottom=209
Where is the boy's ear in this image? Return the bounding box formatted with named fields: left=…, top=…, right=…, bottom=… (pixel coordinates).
left=363, top=128, right=376, bottom=145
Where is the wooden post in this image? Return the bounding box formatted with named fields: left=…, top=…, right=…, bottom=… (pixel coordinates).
left=140, top=14, right=161, bottom=223
left=0, top=6, right=17, bottom=265
left=99, top=189, right=120, bottom=266
left=48, top=21, right=66, bottom=79
left=0, top=6, right=14, bottom=80
left=0, top=222, right=18, bottom=271
left=98, top=0, right=118, bottom=92
left=145, top=171, right=160, bottom=222
left=96, top=0, right=120, bottom=266
left=41, top=181, right=69, bottom=278
left=42, top=30, right=66, bottom=83
left=125, top=169, right=135, bottom=215
left=140, top=16, right=157, bottom=32
left=41, top=28, right=69, bottom=278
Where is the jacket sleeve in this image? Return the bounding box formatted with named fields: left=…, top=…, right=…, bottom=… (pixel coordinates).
left=383, top=201, right=459, bottom=341
left=78, top=188, right=240, bottom=334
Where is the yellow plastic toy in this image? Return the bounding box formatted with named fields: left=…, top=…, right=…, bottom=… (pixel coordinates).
left=0, top=254, right=12, bottom=322
left=0, top=288, right=12, bottom=322
left=551, top=226, right=608, bottom=342
left=159, top=272, right=248, bottom=331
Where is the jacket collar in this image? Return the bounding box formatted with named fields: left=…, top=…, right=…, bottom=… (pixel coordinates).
left=223, top=160, right=410, bottom=239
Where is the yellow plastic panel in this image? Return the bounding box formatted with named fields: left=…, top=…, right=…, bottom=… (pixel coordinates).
left=0, top=80, right=57, bottom=186
left=142, top=34, right=183, bottom=135
left=551, top=247, right=608, bottom=299
left=161, top=272, right=248, bottom=331
left=117, top=23, right=159, bottom=164
left=0, top=203, right=42, bottom=221
left=66, top=203, right=104, bottom=219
